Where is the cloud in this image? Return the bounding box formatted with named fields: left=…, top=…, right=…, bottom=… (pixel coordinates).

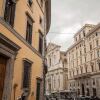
left=47, top=0, right=100, bottom=50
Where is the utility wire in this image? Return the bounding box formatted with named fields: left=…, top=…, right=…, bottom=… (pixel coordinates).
left=48, top=32, right=74, bottom=34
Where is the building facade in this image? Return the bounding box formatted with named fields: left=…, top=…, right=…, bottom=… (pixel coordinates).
left=67, top=24, right=100, bottom=97
left=0, top=0, right=51, bottom=100
left=46, top=43, right=68, bottom=96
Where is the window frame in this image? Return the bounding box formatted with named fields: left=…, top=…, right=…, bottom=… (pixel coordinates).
left=4, top=0, right=16, bottom=27
left=26, top=14, right=33, bottom=44
left=36, top=78, right=42, bottom=100
left=22, top=59, right=32, bottom=89
left=38, top=31, right=44, bottom=55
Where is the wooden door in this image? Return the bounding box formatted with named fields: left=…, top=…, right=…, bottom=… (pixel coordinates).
left=0, top=55, right=7, bottom=99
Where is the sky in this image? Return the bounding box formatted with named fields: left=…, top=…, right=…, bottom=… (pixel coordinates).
left=46, top=0, right=100, bottom=51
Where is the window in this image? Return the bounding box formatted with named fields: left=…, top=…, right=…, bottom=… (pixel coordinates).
left=79, top=34, right=81, bottom=39
left=36, top=78, right=42, bottom=100
left=58, top=76, right=60, bottom=87
left=39, top=32, right=43, bottom=55
left=84, top=48, right=86, bottom=53
left=4, top=0, right=16, bottom=26
left=98, top=62, right=100, bottom=70
left=54, top=76, right=56, bottom=88
left=96, top=33, right=98, bottom=36
left=85, top=66, right=88, bottom=73
left=83, top=31, right=85, bottom=37
left=80, top=57, right=82, bottom=64
left=49, top=58, right=51, bottom=66
left=80, top=67, right=83, bottom=74
left=54, top=55, right=56, bottom=64
left=23, top=60, right=32, bottom=88
left=80, top=51, right=82, bottom=56
left=78, top=89, right=80, bottom=95
left=77, top=69, right=79, bottom=75
left=93, top=79, right=95, bottom=85
left=73, top=70, right=74, bottom=76
left=69, top=71, right=71, bottom=78
left=96, top=40, right=99, bottom=46
left=90, top=44, right=92, bottom=50
left=85, top=56, right=86, bottom=62
left=93, top=88, right=96, bottom=96
left=26, top=15, right=33, bottom=44
left=28, top=0, right=33, bottom=6
left=86, top=88, right=90, bottom=96
left=40, top=0, right=43, bottom=7
left=90, top=53, right=92, bottom=60
left=39, top=17, right=43, bottom=27
left=97, top=50, right=100, bottom=57
left=78, top=82, right=79, bottom=86
left=91, top=65, right=94, bottom=72
left=76, top=37, right=77, bottom=41
left=87, top=81, right=88, bottom=85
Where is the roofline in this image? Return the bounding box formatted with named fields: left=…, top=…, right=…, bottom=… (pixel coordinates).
left=74, top=24, right=95, bottom=38
left=66, top=23, right=100, bottom=53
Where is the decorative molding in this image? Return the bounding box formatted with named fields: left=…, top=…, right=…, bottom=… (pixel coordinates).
left=0, top=34, right=20, bottom=100
left=25, top=11, right=35, bottom=23
left=0, top=33, right=20, bottom=52
left=23, top=58, right=33, bottom=64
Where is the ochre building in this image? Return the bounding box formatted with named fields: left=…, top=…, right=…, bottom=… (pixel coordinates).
left=0, top=0, right=51, bottom=100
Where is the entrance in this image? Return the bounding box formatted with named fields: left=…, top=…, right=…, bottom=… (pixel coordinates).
left=81, top=84, right=85, bottom=96
left=0, top=55, right=7, bottom=99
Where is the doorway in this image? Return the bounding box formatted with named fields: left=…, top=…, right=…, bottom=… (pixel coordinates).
left=0, top=55, right=7, bottom=99
left=81, top=84, right=85, bottom=96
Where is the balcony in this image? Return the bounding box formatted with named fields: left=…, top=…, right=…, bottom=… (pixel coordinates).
left=73, top=72, right=91, bottom=80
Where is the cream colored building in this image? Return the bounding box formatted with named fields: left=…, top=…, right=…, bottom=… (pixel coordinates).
left=0, top=0, right=51, bottom=100
left=67, top=24, right=100, bottom=97
left=46, top=43, right=68, bottom=95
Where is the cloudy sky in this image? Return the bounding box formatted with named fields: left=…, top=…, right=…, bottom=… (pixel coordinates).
left=46, top=0, right=100, bottom=51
